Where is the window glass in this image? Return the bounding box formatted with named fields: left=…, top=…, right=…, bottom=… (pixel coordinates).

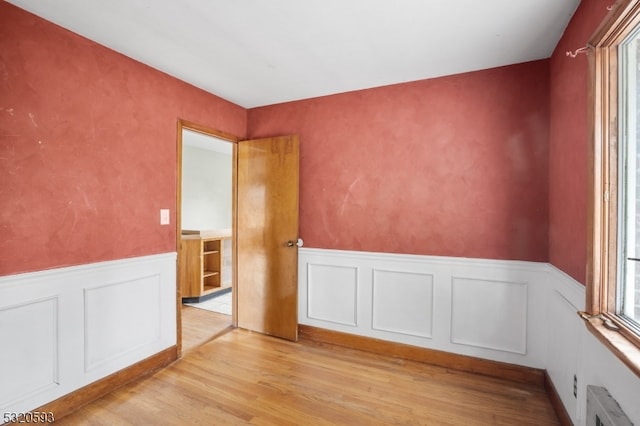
left=619, top=28, right=640, bottom=330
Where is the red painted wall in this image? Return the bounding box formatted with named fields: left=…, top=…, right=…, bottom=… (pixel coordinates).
left=249, top=61, right=550, bottom=261
left=0, top=3, right=246, bottom=276
left=549, top=2, right=610, bottom=284
left=4, top=1, right=584, bottom=275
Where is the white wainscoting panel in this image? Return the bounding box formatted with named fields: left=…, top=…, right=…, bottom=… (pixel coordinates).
left=450, top=277, right=527, bottom=354
left=299, top=248, right=547, bottom=368
left=0, top=253, right=176, bottom=420
left=545, top=265, right=640, bottom=426
left=546, top=284, right=582, bottom=424
left=85, top=274, right=162, bottom=372
left=372, top=269, right=433, bottom=338
left=0, top=298, right=58, bottom=409
left=307, top=263, right=358, bottom=326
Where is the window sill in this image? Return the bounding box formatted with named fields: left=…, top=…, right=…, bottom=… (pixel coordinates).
left=580, top=313, right=640, bottom=379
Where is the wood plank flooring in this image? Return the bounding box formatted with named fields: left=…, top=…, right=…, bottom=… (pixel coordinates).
left=56, top=328, right=560, bottom=425
left=181, top=305, right=232, bottom=354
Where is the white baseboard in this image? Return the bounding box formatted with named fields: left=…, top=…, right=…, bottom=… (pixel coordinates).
left=0, top=253, right=176, bottom=417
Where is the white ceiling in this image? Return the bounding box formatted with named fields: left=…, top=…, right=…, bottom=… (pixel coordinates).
left=8, top=0, right=580, bottom=108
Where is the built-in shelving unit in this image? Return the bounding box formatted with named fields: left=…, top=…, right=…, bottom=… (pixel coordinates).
left=179, top=231, right=231, bottom=302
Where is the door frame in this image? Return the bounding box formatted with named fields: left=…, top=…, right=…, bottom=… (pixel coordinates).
left=175, top=119, right=240, bottom=357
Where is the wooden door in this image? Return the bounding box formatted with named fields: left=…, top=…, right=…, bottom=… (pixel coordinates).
left=236, top=135, right=299, bottom=341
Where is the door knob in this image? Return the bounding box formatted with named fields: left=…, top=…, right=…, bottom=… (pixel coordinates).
left=287, top=238, right=303, bottom=247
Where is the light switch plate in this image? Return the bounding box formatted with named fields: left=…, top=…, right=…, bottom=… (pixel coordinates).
left=160, top=209, right=170, bottom=225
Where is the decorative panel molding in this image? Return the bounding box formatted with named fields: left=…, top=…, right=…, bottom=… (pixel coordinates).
left=0, top=298, right=58, bottom=407
left=372, top=269, right=433, bottom=338
left=0, top=253, right=176, bottom=417
left=450, top=277, right=527, bottom=354
left=307, top=263, right=358, bottom=326
left=84, top=274, right=161, bottom=371
left=299, top=248, right=545, bottom=368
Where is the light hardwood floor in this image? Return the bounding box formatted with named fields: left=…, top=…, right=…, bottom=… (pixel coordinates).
left=56, top=325, right=560, bottom=425
left=181, top=304, right=232, bottom=354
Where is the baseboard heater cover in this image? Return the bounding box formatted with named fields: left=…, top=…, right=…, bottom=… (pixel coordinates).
left=586, top=386, right=633, bottom=426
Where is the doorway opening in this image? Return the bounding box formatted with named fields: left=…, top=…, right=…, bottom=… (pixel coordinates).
left=177, top=121, right=301, bottom=354
left=176, top=120, right=239, bottom=355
